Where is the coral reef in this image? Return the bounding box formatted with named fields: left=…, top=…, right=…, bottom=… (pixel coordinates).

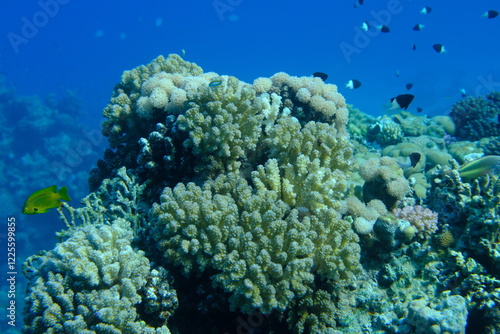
left=479, top=136, right=500, bottom=156
left=449, top=92, right=500, bottom=141
left=359, top=156, right=410, bottom=210
left=427, top=165, right=500, bottom=333
left=366, top=115, right=404, bottom=145
left=429, top=167, right=500, bottom=273
left=38, top=54, right=360, bottom=333
left=23, top=218, right=174, bottom=333
left=89, top=55, right=351, bottom=199
left=393, top=205, right=439, bottom=239
left=405, top=295, right=467, bottom=334
left=150, top=169, right=360, bottom=330
left=23, top=54, right=500, bottom=334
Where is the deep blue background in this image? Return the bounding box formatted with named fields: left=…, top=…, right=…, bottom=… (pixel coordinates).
left=2, top=0, right=499, bottom=121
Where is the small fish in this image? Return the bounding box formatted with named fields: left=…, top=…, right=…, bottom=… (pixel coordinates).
left=398, top=152, right=422, bottom=169
left=409, top=152, right=422, bottom=168
left=413, top=24, right=425, bottom=31
left=458, top=155, right=500, bottom=178
left=460, top=88, right=467, bottom=97
left=376, top=25, right=390, bottom=33
left=22, top=185, right=71, bottom=214
left=313, top=72, right=328, bottom=81
left=416, top=107, right=423, bottom=113
left=360, top=21, right=370, bottom=32
left=354, top=0, right=364, bottom=8
left=388, top=94, right=414, bottom=111
left=432, top=44, right=446, bottom=54
left=369, top=124, right=381, bottom=135
left=483, top=10, right=498, bottom=19
left=405, top=83, right=413, bottom=90
left=412, top=44, right=417, bottom=51
left=346, top=79, right=362, bottom=89
left=209, top=80, right=223, bottom=87
left=396, top=70, right=400, bottom=77
left=421, top=6, right=432, bottom=15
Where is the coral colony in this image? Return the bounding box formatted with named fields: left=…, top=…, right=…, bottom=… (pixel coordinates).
left=22, top=55, right=499, bottom=333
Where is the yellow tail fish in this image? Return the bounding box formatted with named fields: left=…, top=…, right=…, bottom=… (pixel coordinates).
left=22, top=185, right=71, bottom=214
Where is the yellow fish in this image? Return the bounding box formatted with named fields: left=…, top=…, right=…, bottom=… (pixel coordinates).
left=22, top=185, right=71, bottom=214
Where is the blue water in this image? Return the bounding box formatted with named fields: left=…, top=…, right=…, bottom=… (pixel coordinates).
left=0, top=0, right=498, bottom=332
left=2, top=0, right=499, bottom=121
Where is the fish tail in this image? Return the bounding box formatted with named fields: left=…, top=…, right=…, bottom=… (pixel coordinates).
left=58, top=186, right=71, bottom=201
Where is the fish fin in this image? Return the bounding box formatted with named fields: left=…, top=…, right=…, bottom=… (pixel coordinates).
left=58, top=186, right=71, bottom=201
left=28, top=185, right=57, bottom=198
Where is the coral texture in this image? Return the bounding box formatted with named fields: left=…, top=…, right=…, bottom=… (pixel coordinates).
left=366, top=115, right=404, bottom=145
left=150, top=164, right=361, bottom=331
left=449, top=92, right=500, bottom=141
left=359, top=157, right=410, bottom=210
left=23, top=219, right=173, bottom=334
left=405, top=296, right=468, bottom=334
left=88, top=54, right=359, bottom=332
left=393, top=205, right=439, bottom=239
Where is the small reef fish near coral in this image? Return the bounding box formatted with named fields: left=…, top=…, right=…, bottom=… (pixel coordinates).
left=22, top=185, right=71, bottom=214
left=458, top=155, right=500, bottom=178
left=388, top=93, right=414, bottom=111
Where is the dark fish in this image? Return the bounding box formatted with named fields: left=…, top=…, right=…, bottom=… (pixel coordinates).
left=421, top=6, right=432, bottom=14
left=460, top=88, right=467, bottom=97
left=412, top=44, right=417, bottom=51
left=377, top=25, right=390, bottom=33
left=416, top=107, right=423, bottom=113
left=405, top=83, right=413, bottom=90
left=389, top=94, right=414, bottom=111
left=313, top=72, right=328, bottom=81
left=346, top=79, right=362, bottom=89
left=361, top=21, right=370, bottom=31
left=369, top=124, right=381, bottom=135
left=209, top=80, right=223, bottom=87
left=409, top=152, right=421, bottom=168
left=483, top=10, right=498, bottom=19
left=413, top=24, right=424, bottom=31
left=354, top=0, right=364, bottom=8
left=432, top=44, right=446, bottom=53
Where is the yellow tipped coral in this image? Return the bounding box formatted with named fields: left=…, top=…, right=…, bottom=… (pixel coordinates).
left=458, top=155, right=500, bottom=178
